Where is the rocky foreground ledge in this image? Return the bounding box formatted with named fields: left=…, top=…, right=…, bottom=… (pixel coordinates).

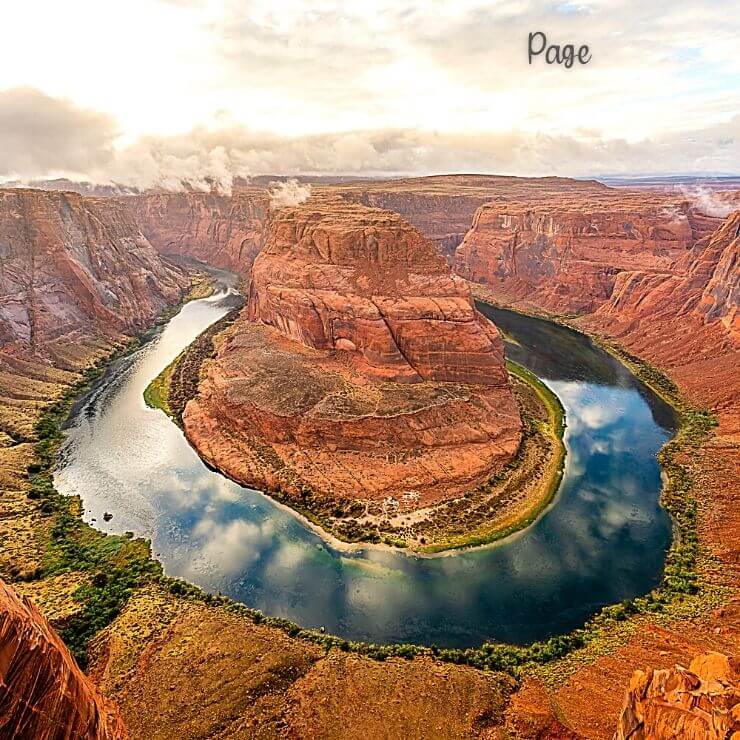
left=176, top=199, right=561, bottom=549
left=0, top=578, right=126, bottom=739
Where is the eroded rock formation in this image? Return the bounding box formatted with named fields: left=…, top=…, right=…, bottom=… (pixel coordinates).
left=248, top=200, right=511, bottom=385
left=0, top=188, right=188, bottom=365
left=613, top=651, right=739, bottom=740
left=584, top=209, right=740, bottom=433
left=596, top=211, right=738, bottom=332
left=455, top=195, right=721, bottom=313
left=124, top=190, right=269, bottom=272
left=337, top=174, right=611, bottom=259
left=0, top=578, right=126, bottom=739
left=184, top=199, right=522, bottom=512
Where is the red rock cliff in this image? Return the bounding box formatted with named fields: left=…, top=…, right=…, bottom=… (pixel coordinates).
left=0, top=578, right=127, bottom=739
left=336, top=174, right=611, bottom=259
left=0, top=189, right=188, bottom=363
left=455, top=195, right=720, bottom=313
left=248, top=200, right=510, bottom=385
left=184, top=199, right=521, bottom=509
left=124, top=190, right=269, bottom=272
left=694, top=211, right=740, bottom=339
left=596, top=210, right=739, bottom=340
left=583, top=209, right=740, bottom=434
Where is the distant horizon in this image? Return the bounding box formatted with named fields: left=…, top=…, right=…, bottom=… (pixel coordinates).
left=3, top=171, right=740, bottom=191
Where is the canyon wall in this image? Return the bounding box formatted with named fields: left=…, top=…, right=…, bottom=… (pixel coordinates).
left=0, top=578, right=126, bottom=739
left=337, top=174, right=612, bottom=259
left=0, top=188, right=188, bottom=365
left=595, top=210, right=739, bottom=340
left=124, top=190, right=269, bottom=272
left=454, top=189, right=740, bottom=739
left=455, top=196, right=722, bottom=313
left=584, top=209, right=740, bottom=432
left=347, top=189, right=491, bottom=258
left=184, top=199, right=521, bottom=508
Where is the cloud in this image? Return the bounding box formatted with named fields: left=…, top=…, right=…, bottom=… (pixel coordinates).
left=191, top=516, right=275, bottom=576
left=1, top=0, right=739, bottom=157
left=679, top=185, right=736, bottom=217
left=0, top=88, right=738, bottom=191
left=1, top=2, right=739, bottom=188
left=268, top=178, right=311, bottom=209
left=110, top=134, right=241, bottom=194
left=0, top=88, right=116, bottom=178
left=103, top=117, right=736, bottom=185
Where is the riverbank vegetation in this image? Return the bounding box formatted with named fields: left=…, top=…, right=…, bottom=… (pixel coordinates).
left=19, top=275, right=214, bottom=664
left=415, top=360, right=565, bottom=553
left=27, top=349, right=163, bottom=664
left=143, top=308, right=242, bottom=427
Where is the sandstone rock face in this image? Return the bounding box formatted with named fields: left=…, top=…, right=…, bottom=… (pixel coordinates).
left=597, top=210, right=739, bottom=335
left=349, top=189, right=491, bottom=258
left=125, top=190, right=269, bottom=272
left=0, top=189, right=188, bottom=363
left=455, top=196, right=720, bottom=313
left=184, top=200, right=521, bottom=507
left=583, top=209, right=740, bottom=436
left=248, top=201, right=511, bottom=385
left=0, top=578, right=126, bottom=739
left=613, top=651, right=739, bottom=740
left=694, top=212, right=740, bottom=338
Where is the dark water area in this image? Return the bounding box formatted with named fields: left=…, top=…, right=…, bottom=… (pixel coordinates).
left=55, top=272, right=675, bottom=647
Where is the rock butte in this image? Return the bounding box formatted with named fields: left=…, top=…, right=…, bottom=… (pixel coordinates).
left=183, top=199, right=523, bottom=507
left=0, top=578, right=126, bottom=739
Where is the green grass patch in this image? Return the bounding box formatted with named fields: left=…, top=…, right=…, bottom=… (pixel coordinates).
left=143, top=354, right=179, bottom=418
left=506, top=359, right=565, bottom=437
left=418, top=360, right=566, bottom=554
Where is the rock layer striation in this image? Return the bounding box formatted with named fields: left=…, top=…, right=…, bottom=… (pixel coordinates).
left=0, top=188, right=188, bottom=364
left=455, top=194, right=721, bottom=313
left=124, top=190, right=269, bottom=272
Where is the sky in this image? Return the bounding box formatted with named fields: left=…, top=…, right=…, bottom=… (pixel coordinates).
left=0, top=0, right=738, bottom=190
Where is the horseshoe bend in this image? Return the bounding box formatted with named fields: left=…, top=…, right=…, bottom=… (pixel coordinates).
left=0, top=175, right=737, bottom=739
left=178, top=199, right=546, bottom=549
left=3, top=2, right=740, bottom=732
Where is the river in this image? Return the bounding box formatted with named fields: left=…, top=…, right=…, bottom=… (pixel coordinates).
left=55, top=267, right=675, bottom=647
